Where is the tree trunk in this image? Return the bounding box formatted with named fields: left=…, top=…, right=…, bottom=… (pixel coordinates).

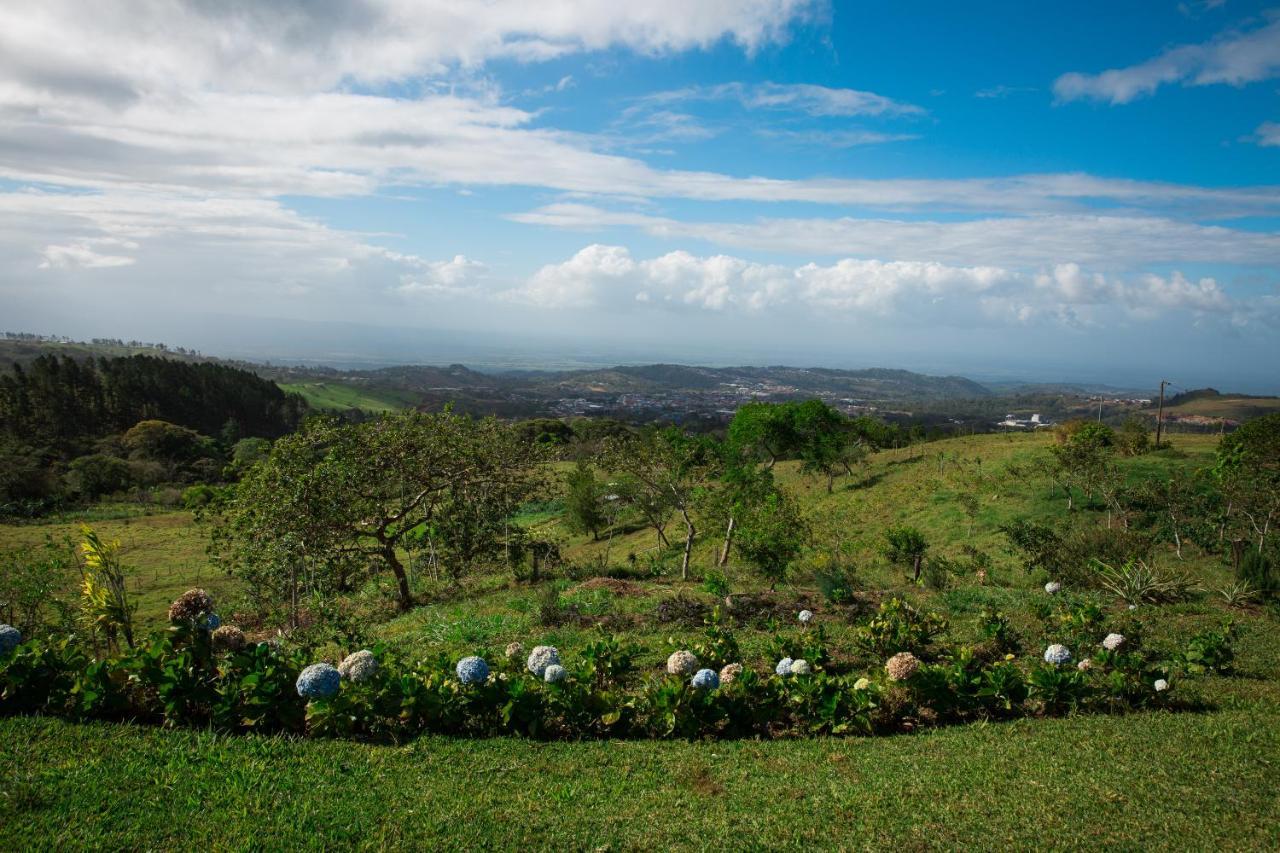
left=912, top=554, right=923, bottom=583
left=717, top=515, right=735, bottom=567
left=384, top=544, right=412, bottom=611
left=679, top=506, right=696, bottom=581
left=826, top=471, right=834, bottom=494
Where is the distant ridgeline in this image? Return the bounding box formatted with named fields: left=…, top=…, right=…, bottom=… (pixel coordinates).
left=0, top=354, right=307, bottom=447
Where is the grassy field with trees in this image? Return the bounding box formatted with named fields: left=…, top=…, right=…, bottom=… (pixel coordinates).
left=2, top=399, right=1278, bottom=848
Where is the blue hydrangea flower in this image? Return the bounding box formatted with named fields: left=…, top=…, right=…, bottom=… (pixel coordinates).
left=527, top=645, right=560, bottom=677
left=456, top=655, right=490, bottom=684
left=296, top=663, right=341, bottom=699
left=543, top=664, right=567, bottom=683
left=775, top=657, right=794, bottom=676
left=691, top=668, right=720, bottom=690
left=1043, top=644, right=1072, bottom=665
left=204, top=613, right=221, bottom=631
left=0, top=624, right=20, bottom=655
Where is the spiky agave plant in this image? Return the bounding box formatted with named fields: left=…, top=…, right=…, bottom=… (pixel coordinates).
left=79, top=525, right=136, bottom=651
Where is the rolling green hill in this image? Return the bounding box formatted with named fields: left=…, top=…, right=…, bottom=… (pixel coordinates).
left=276, top=380, right=416, bottom=413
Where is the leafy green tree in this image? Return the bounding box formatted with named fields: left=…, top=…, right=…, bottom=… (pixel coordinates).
left=122, top=419, right=213, bottom=463
left=882, top=525, right=929, bottom=583
left=1213, top=413, right=1280, bottom=563
left=65, top=453, right=133, bottom=499
left=735, top=488, right=807, bottom=589
left=216, top=411, right=545, bottom=614
left=791, top=399, right=858, bottom=493
left=726, top=402, right=795, bottom=468
left=563, top=458, right=606, bottom=540
left=1115, top=417, right=1151, bottom=457
left=602, top=427, right=718, bottom=580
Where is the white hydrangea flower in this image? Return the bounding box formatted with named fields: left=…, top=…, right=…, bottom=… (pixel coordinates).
left=527, top=645, right=560, bottom=678
left=1043, top=644, right=1072, bottom=665
left=1154, top=679, right=1169, bottom=692
left=1077, top=658, right=1092, bottom=672
left=1044, top=581, right=1061, bottom=594
left=798, top=609, right=814, bottom=624
left=789, top=659, right=812, bottom=675
left=337, top=649, right=379, bottom=683
left=666, top=650, right=699, bottom=676
left=505, top=642, right=524, bottom=660
left=1102, top=633, right=1126, bottom=652
left=775, top=657, right=794, bottom=676
left=543, top=664, right=567, bottom=684
left=853, top=677, right=871, bottom=691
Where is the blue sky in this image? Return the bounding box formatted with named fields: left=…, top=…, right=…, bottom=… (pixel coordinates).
left=1, top=1, right=1277, bottom=389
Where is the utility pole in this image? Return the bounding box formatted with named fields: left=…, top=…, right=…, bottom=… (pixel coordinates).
left=1155, top=380, right=1170, bottom=448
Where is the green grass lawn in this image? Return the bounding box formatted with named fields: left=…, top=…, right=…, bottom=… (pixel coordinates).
left=2, top=430, right=1277, bottom=849
left=278, top=380, right=416, bottom=413
left=3, top=694, right=1277, bottom=849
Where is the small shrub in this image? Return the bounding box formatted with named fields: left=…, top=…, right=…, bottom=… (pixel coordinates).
left=1238, top=548, right=1276, bottom=599
left=1181, top=622, right=1238, bottom=675
left=701, top=569, right=730, bottom=598
left=815, top=565, right=857, bottom=605
left=1092, top=559, right=1196, bottom=606
left=853, top=598, right=947, bottom=658
left=536, top=584, right=566, bottom=627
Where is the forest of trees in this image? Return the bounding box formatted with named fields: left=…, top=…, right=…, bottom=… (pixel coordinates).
left=0, top=354, right=307, bottom=448
left=0, top=354, right=308, bottom=514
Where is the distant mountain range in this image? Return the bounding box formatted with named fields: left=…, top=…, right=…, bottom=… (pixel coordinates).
left=5, top=334, right=1271, bottom=427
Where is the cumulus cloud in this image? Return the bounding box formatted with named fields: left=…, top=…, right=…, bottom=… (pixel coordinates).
left=396, top=255, right=487, bottom=297
left=504, top=244, right=1250, bottom=327
left=1054, top=14, right=1280, bottom=104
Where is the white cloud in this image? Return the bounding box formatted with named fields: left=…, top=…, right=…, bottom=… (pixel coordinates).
left=508, top=204, right=1280, bottom=268
left=39, top=239, right=136, bottom=269
left=640, top=81, right=924, bottom=117
left=1254, top=121, right=1280, bottom=147
left=1054, top=15, right=1280, bottom=104
left=505, top=244, right=1252, bottom=327
left=0, top=1, right=817, bottom=97
left=397, top=255, right=487, bottom=297
left=753, top=128, right=919, bottom=147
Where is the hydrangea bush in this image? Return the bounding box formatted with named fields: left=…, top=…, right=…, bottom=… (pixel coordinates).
left=526, top=646, right=560, bottom=678
left=456, top=656, right=490, bottom=684
left=296, top=663, right=341, bottom=699
left=0, top=624, right=21, bottom=655
left=0, top=596, right=1201, bottom=742
left=1043, top=644, right=1072, bottom=665
left=691, top=668, right=720, bottom=690
left=666, top=650, right=699, bottom=676
left=338, top=650, right=379, bottom=683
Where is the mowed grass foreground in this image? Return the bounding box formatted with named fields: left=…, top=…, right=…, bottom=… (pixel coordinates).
left=2, top=699, right=1278, bottom=849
